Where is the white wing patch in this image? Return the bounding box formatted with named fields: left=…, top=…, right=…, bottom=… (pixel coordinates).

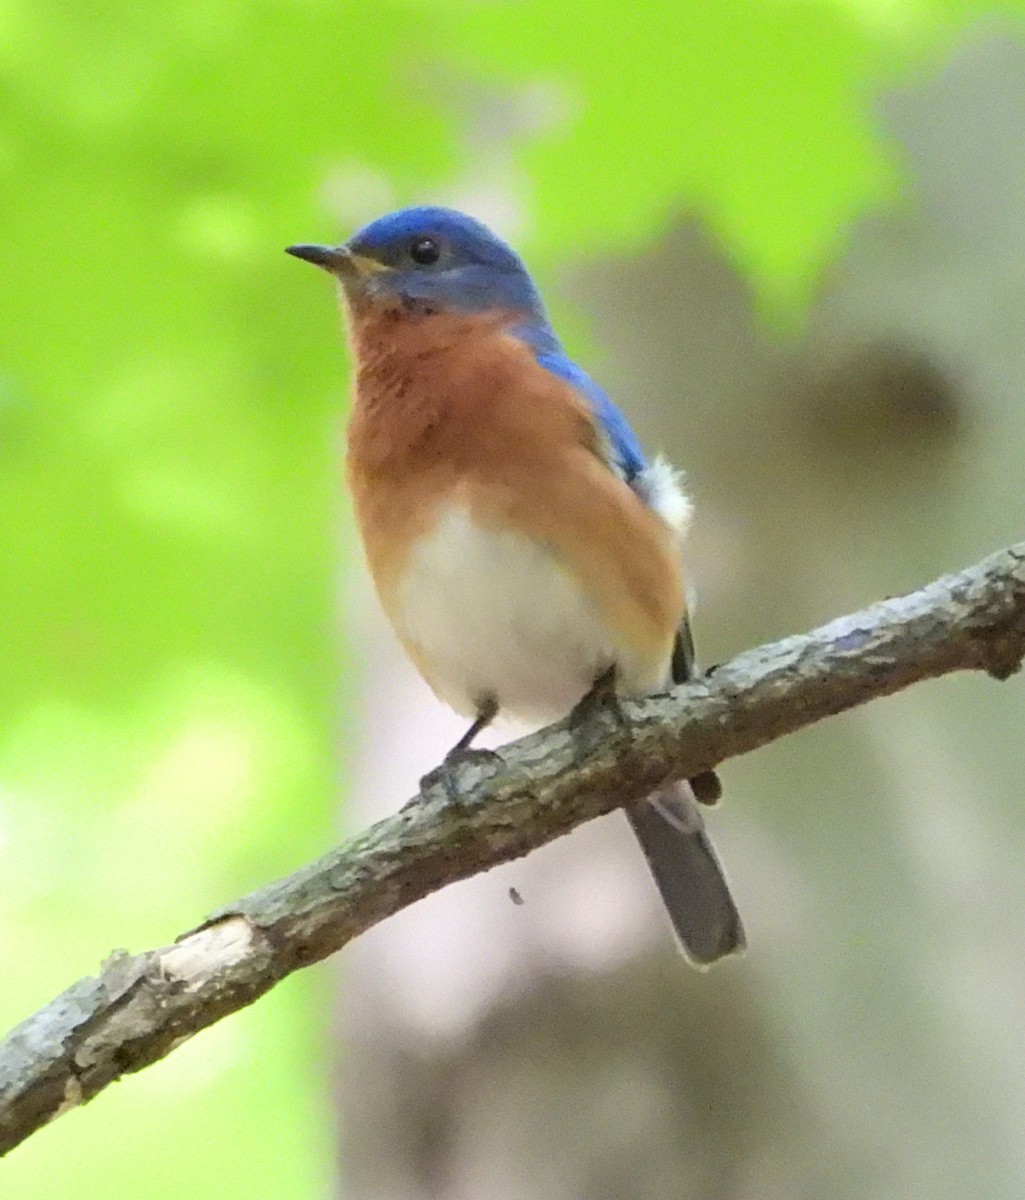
left=633, top=457, right=693, bottom=538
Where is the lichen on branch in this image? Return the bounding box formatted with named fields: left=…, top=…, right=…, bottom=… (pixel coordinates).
left=2, top=542, right=1024, bottom=1156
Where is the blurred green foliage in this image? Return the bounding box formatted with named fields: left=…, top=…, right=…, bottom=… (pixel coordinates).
left=1, top=0, right=1023, bottom=1195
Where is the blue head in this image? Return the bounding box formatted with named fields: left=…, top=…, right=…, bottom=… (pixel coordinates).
left=287, top=207, right=555, bottom=342
left=289, top=206, right=647, bottom=477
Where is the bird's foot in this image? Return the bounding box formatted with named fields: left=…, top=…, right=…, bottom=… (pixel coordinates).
left=568, top=666, right=631, bottom=755
left=678, top=668, right=722, bottom=804
left=421, top=696, right=502, bottom=801
left=448, top=696, right=499, bottom=757
left=421, top=744, right=504, bottom=804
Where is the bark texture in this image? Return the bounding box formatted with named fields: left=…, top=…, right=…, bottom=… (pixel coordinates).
left=2, top=541, right=1024, bottom=1156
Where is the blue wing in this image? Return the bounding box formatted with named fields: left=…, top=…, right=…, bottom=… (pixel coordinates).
left=535, top=350, right=647, bottom=482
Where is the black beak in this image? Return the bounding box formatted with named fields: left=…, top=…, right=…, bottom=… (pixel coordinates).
left=285, top=243, right=351, bottom=272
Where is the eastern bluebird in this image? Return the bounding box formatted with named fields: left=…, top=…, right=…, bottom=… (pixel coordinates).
left=287, top=207, right=744, bottom=965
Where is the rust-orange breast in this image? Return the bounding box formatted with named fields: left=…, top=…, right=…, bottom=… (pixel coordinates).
left=344, top=299, right=684, bottom=671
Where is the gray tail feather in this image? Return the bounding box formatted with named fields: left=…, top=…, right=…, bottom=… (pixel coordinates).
left=626, top=783, right=745, bottom=966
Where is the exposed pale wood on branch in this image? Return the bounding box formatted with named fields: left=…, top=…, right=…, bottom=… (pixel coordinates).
left=2, top=542, right=1024, bottom=1156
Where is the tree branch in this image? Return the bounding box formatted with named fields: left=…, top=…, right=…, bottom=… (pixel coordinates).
left=3, top=542, right=1025, bottom=1155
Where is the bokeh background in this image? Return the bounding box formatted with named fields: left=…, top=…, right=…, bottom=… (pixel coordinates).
left=5, top=1, right=1025, bottom=1196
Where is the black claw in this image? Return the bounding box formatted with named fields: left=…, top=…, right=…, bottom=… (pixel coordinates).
left=689, top=769, right=723, bottom=805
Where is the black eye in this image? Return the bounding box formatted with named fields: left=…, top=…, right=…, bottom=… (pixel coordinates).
left=409, top=236, right=440, bottom=266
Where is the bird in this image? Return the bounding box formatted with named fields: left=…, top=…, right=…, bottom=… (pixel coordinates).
left=287, top=206, right=744, bottom=966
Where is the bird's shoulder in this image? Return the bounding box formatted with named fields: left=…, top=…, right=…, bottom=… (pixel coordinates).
left=533, top=349, right=647, bottom=482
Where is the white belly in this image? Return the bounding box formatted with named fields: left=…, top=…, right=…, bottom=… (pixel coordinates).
left=394, top=505, right=667, bottom=723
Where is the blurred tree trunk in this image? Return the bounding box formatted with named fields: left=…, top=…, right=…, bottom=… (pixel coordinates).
left=335, top=30, right=1025, bottom=1200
